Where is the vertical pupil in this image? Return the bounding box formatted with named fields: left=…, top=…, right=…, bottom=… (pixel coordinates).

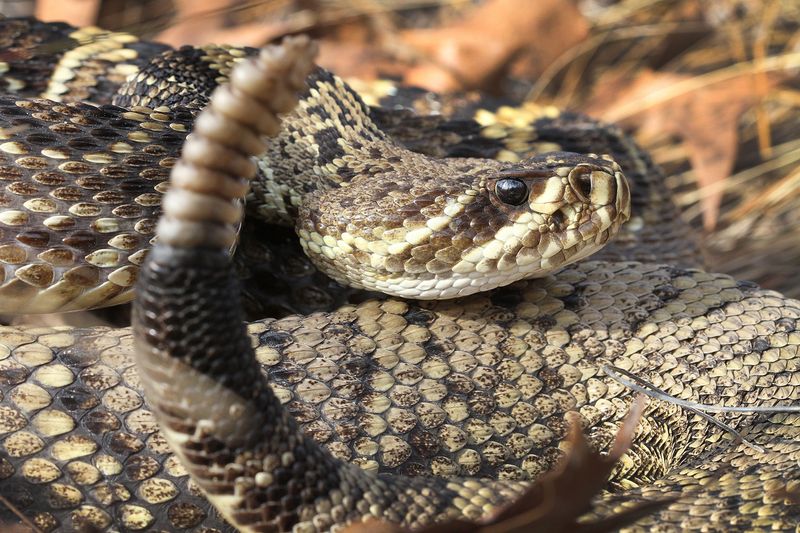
left=496, top=178, right=528, bottom=205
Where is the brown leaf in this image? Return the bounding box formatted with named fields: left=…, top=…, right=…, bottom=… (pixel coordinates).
left=400, top=0, right=589, bottom=93
left=344, top=395, right=670, bottom=533
left=586, top=68, right=784, bottom=230
left=316, top=18, right=406, bottom=81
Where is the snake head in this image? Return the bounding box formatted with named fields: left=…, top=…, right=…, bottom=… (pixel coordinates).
left=298, top=150, right=630, bottom=300
left=423, top=151, right=631, bottom=298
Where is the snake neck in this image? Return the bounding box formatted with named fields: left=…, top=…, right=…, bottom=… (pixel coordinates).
left=248, top=68, right=629, bottom=300
left=251, top=67, right=425, bottom=224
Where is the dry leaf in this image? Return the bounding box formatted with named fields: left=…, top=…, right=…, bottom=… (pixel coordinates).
left=586, top=68, right=784, bottom=229
left=400, top=0, right=589, bottom=93
left=345, top=395, right=669, bottom=533
left=316, top=16, right=406, bottom=81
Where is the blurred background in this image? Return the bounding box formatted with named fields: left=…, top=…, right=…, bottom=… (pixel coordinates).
left=1, top=0, right=798, bottom=298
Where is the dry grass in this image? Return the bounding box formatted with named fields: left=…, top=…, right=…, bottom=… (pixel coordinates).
left=533, top=0, right=800, bottom=298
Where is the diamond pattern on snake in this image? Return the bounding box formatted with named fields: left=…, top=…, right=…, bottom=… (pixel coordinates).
left=0, top=16, right=798, bottom=533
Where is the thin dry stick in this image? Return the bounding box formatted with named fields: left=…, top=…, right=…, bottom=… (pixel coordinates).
left=121, top=0, right=299, bottom=40
left=603, top=366, right=762, bottom=453
left=0, top=494, right=43, bottom=533
left=115, top=0, right=468, bottom=44
left=772, top=88, right=800, bottom=106
left=603, top=365, right=800, bottom=414
left=590, top=0, right=675, bottom=28
left=555, top=29, right=672, bottom=109
left=752, top=0, right=782, bottom=158
left=729, top=162, right=800, bottom=218
left=719, top=0, right=770, bottom=159
left=601, top=365, right=800, bottom=454
left=675, top=140, right=800, bottom=209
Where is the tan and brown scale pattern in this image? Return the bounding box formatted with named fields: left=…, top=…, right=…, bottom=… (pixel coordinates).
left=113, top=44, right=254, bottom=110
left=0, top=98, right=193, bottom=312
left=129, top=36, right=800, bottom=532
left=0, top=17, right=170, bottom=105
left=0, top=325, right=235, bottom=531
left=4, top=258, right=800, bottom=531
left=0, top=97, right=363, bottom=319
left=245, top=262, right=800, bottom=488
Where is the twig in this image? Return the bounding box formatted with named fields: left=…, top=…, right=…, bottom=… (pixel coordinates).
left=525, top=22, right=710, bottom=102
left=603, top=365, right=800, bottom=414
left=752, top=0, right=782, bottom=159
left=675, top=141, right=800, bottom=209
left=601, top=364, right=800, bottom=454
left=0, top=494, right=43, bottom=533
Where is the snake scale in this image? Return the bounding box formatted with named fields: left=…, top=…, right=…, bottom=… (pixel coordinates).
left=0, top=16, right=799, bottom=532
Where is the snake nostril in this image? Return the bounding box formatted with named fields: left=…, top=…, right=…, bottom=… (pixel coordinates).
left=572, top=171, right=592, bottom=201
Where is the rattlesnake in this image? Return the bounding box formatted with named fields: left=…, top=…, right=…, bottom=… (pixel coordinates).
left=0, top=17, right=798, bottom=532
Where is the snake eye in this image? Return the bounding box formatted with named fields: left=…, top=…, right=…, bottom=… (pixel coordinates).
left=494, top=178, right=528, bottom=206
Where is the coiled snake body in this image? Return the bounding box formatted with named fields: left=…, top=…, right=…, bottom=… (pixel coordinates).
left=0, top=17, right=799, bottom=532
